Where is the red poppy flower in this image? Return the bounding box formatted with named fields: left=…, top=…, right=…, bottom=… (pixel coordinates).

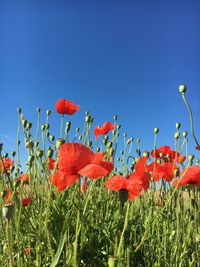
left=49, top=143, right=114, bottom=191
left=94, top=121, right=114, bottom=140
left=22, top=196, right=32, bottom=207
left=17, top=174, right=30, bottom=183
left=0, top=158, right=14, bottom=172
left=148, top=162, right=179, bottom=182
left=134, top=156, right=150, bottom=190
left=55, top=99, right=80, bottom=115
left=172, top=166, right=200, bottom=188
left=47, top=158, right=56, bottom=170
left=2, top=188, right=12, bottom=203
left=24, top=247, right=32, bottom=254
left=104, top=174, right=143, bottom=200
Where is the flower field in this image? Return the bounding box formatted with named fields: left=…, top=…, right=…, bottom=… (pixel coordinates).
left=0, top=85, right=200, bottom=267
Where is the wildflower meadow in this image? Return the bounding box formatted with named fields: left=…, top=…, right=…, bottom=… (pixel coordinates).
left=0, top=85, right=200, bottom=267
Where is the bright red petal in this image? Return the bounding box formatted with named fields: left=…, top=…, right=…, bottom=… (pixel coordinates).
left=78, top=161, right=113, bottom=179
left=104, top=175, right=127, bottom=190
left=58, top=143, right=94, bottom=174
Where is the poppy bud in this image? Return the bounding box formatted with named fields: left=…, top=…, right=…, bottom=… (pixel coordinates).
left=176, top=122, right=181, bottom=129
left=119, top=189, right=128, bottom=207
left=27, top=122, right=32, bottom=130
left=136, top=138, right=140, bottom=144
left=179, top=84, right=186, bottom=94
left=120, top=150, right=124, bottom=155
left=136, top=149, right=141, bottom=156
left=18, top=140, right=21, bottom=145
left=41, top=124, right=46, bottom=131
left=174, top=169, right=180, bottom=178
left=109, top=148, right=115, bottom=157
left=17, top=108, right=22, bottom=114
left=113, top=115, right=118, bottom=121
left=76, top=128, right=80, bottom=133
left=2, top=202, right=15, bottom=221
left=123, top=133, right=127, bottom=138
left=46, top=123, right=50, bottom=130
left=90, top=117, right=94, bottom=124
left=182, top=131, right=188, bottom=138
left=11, top=151, right=16, bottom=157
left=85, top=111, right=89, bottom=116
left=127, top=137, right=133, bottom=145
left=35, top=141, right=39, bottom=148
left=143, top=151, right=150, bottom=158
left=104, top=135, right=109, bottom=141
left=188, top=154, right=194, bottom=162
left=154, top=128, right=159, bottom=134
left=107, top=141, right=113, bottom=149
left=88, top=141, right=93, bottom=148
left=196, top=159, right=200, bottom=166
left=46, top=110, right=51, bottom=116
left=117, top=124, right=121, bottom=130
left=56, top=138, right=65, bottom=150
left=108, top=256, right=118, bottom=267
left=47, top=148, right=54, bottom=158
left=96, top=147, right=101, bottom=152
left=22, top=119, right=27, bottom=128
left=49, top=135, right=55, bottom=142
left=4, top=153, right=8, bottom=158
left=174, top=132, right=180, bottom=139
left=79, top=134, right=83, bottom=140
left=25, top=141, right=34, bottom=149
left=85, top=115, right=90, bottom=123
left=37, top=107, right=41, bottom=113
left=65, top=121, right=71, bottom=132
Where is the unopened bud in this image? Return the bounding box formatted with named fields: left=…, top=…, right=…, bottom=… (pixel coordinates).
left=179, top=84, right=186, bottom=94
left=176, top=122, right=181, bottom=129
left=56, top=138, right=65, bottom=150
left=127, top=137, right=133, bottom=145
left=154, top=128, right=159, bottom=134
left=47, top=148, right=54, bottom=158
left=65, top=121, right=71, bottom=132
left=11, top=151, right=16, bottom=157
left=37, top=107, right=41, bottom=113
left=113, top=115, right=118, bottom=121
left=188, top=154, right=195, bottom=162
left=46, top=110, right=51, bottom=116
left=174, top=169, right=180, bottom=177
left=143, top=151, right=150, bottom=158
left=182, top=131, right=188, bottom=138
left=17, top=108, right=22, bottom=114
left=49, top=135, right=55, bottom=142
left=27, top=122, right=32, bottom=130
left=41, top=124, right=46, bottom=131
left=22, top=119, right=27, bottom=128
left=117, top=124, right=121, bottom=130
left=174, top=132, right=180, bottom=139
left=107, top=141, right=113, bottom=149
left=37, top=150, right=44, bottom=158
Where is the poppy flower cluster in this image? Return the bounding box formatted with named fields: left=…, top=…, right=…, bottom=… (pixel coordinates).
left=49, top=142, right=114, bottom=192
left=0, top=157, right=14, bottom=173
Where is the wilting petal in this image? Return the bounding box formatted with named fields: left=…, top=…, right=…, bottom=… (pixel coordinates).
left=58, top=143, right=93, bottom=174
left=104, top=175, right=127, bottom=190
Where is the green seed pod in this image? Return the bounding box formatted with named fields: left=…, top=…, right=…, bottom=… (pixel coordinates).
left=56, top=138, right=65, bottom=150
left=154, top=128, right=159, bottom=134
left=46, top=123, right=50, bottom=130
left=109, top=148, right=115, bottom=157
left=37, top=107, right=41, bottom=113
left=127, top=137, right=133, bottom=145
left=179, top=84, right=186, bottom=94
left=113, top=115, right=118, bottom=121
left=117, top=124, right=121, bottom=130
left=46, top=131, right=50, bottom=138
left=136, top=138, right=140, bottom=144
left=85, top=110, right=89, bottom=116
left=176, top=122, right=181, bottom=129
left=182, top=131, right=188, bottom=138
left=85, top=115, right=90, bottom=123
left=104, top=135, right=109, bottom=141
left=123, top=132, right=127, bottom=138
left=46, top=110, right=51, bottom=116
left=49, top=135, right=55, bottom=142
left=96, top=147, right=101, bottom=152
left=76, top=127, right=80, bottom=133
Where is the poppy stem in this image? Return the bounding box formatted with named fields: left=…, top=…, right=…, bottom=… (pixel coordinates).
left=60, top=114, right=64, bottom=138
left=181, top=93, right=200, bottom=148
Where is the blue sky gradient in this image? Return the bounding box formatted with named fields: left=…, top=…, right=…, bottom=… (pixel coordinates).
left=0, top=1, right=200, bottom=165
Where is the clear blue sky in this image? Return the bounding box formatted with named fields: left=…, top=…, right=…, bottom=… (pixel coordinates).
left=0, top=0, right=200, bottom=164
